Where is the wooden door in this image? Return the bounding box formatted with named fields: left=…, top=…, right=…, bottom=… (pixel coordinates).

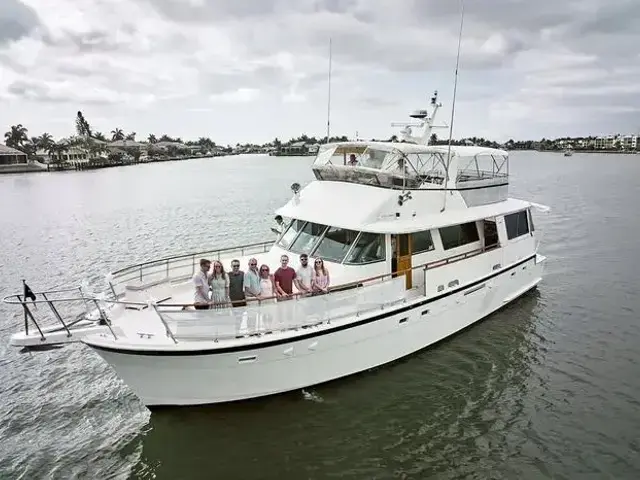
left=394, top=234, right=412, bottom=289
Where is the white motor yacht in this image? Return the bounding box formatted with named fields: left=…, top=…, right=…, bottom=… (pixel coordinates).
left=3, top=92, right=550, bottom=406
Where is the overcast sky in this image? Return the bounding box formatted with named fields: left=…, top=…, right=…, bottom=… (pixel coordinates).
left=1, top=0, right=639, bottom=145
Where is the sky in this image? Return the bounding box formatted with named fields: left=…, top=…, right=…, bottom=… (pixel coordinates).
left=1, top=0, right=639, bottom=145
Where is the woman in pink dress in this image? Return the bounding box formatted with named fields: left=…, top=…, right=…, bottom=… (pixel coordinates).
left=311, top=258, right=330, bottom=294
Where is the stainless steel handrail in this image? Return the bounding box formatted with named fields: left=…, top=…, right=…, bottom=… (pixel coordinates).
left=107, top=240, right=275, bottom=297
left=4, top=244, right=497, bottom=345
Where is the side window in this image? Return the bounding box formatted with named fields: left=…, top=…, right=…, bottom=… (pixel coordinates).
left=411, top=230, right=434, bottom=254
left=505, top=211, right=530, bottom=239
left=439, top=222, right=479, bottom=250
left=345, top=233, right=385, bottom=264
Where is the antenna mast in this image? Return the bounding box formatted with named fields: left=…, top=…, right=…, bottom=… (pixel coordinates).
left=326, top=38, right=332, bottom=143
left=441, top=0, right=465, bottom=213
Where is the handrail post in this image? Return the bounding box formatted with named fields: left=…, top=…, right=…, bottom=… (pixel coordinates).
left=18, top=294, right=29, bottom=336
left=108, top=281, right=117, bottom=300
left=93, top=299, right=117, bottom=340
left=166, top=259, right=169, bottom=279
left=139, top=265, right=142, bottom=282
left=42, top=292, right=72, bottom=338
left=152, top=305, right=178, bottom=344
left=20, top=298, right=46, bottom=341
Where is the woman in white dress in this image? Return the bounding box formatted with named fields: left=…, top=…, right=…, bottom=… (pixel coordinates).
left=209, top=260, right=230, bottom=309
left=257, top=264, right=277, bottom=332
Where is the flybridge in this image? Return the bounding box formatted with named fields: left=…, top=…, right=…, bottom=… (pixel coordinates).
left=309, top=90, right=509, bottom=205
left=310, top=141, right=509, bottom=204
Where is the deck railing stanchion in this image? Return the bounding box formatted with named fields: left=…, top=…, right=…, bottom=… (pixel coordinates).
left=18, top=294, right=29, bottom=336
left=152, top=305, right=178, bottom=344
left=93, top=299, right=117, bottom=340
left=78, top=286, right=92, bottom=315
left=108, top=281, right=117, bottom=300
left=20, top=298, right=46, bottom=341
left=42, top=292, right=72, bottom=337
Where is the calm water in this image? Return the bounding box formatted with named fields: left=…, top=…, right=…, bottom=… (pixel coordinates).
left=1, top=152, right=639, bottom=479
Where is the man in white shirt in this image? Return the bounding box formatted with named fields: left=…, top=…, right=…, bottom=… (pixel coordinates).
left=193, top=258, right=211, bottom=309
left=294, top=254, right=312, bottom=296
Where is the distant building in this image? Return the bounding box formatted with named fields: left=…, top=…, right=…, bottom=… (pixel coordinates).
left=622, top=134, right=638, bottom=150
left=594, top=134, right=637, bottom=150
left=107, top=139, right=147, bottom=151
left=36, top=146, right=90, bottom=163
left=0, top=144, right=27, bottom=164
left=278, top=141, right=318, bottom=156
left=595, top=135, right=616, bottom=149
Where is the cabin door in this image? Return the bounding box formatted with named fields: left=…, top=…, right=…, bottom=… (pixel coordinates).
left=393, top=234, right=412, bottom=289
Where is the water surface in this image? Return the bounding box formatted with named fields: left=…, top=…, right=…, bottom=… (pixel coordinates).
left=1, top=152, right=639, bottom=479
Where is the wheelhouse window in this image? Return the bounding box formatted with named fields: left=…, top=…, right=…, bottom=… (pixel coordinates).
left=439, top=222, right=479, bottom=250
left=289, top=221, right=328, bottom=254
left=313, top=227, right=359, bottom=263
left=277, top=219, right=305, bottom=250
left=344, top=232, right=385, bottom=264
left=411, top=230, right=434, bottom=254
left=505, top=211, right=530, bottom=239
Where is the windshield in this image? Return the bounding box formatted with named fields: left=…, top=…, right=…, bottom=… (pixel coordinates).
left=289, top=222, right=328, bottom=254
left=344, top=232, right=386, bottom=264
left=313, top=226, right=359, bottom=263
left=277, top=219, right=305, bottom=250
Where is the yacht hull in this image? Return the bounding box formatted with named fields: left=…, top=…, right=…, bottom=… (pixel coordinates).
left=86, top=255, right=544, bottom=406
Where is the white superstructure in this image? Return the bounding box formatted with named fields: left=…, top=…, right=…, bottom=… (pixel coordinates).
left=3, top=92, right=550, bottom=406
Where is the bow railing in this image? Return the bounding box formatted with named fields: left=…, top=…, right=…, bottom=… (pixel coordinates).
left=4, top=243, right=496, bottom=346
left=107, top=240, right=274, bottom=298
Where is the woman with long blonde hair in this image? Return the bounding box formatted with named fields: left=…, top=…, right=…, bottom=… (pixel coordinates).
left=209, top=260, right=230, bottom=308
left=311, top=257, right=330, bottom=294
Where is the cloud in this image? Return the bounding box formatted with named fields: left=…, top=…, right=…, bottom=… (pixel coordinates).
left=0, top=0, right=639, bottom=144
left=210, top=88, right=260, bottom=103
left=0, top=0, right=40, bottom=45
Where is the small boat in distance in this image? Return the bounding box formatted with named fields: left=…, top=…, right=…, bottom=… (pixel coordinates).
left=564, top=146, right=574, bottom=156
left=3, top=91, right=551, bottom=406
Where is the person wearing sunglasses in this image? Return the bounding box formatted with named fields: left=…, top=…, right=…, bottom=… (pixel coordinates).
left=311, top=257, right=330, bottom=294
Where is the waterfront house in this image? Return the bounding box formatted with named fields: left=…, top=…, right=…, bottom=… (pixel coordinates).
left=278, top=141, right=318, bottom=156
left=0, top=144, right=27, bottom=164
left=107, top=139, right=147, bottom=152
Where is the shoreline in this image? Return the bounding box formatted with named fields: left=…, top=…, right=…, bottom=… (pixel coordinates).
left=509, top=149, right=639, bottom=154
left=0, top=154, right=223, bottom=175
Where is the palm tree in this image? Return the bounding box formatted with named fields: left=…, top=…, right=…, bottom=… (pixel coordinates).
left=125, top=132, right=136, bottom=141
left=47, top=143, right=68, bottom=165
left=20, top=137, right=39, bottom=157
left=37, top=133, right=54, bottom=150
left=92, top=131, right=107, bottom=142
left=4, top=124, right=29, bottom=149
left=75, top=111, right=92, bottom=137
left=148, top=134, right=157, bottom=144
left=111, top=128, right=124, bottom=141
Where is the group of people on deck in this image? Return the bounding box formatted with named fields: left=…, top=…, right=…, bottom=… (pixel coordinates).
left=192, top=253, right=331, bottom=310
